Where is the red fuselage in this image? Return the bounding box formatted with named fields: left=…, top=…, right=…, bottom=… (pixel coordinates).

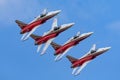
left=21, top=14, right=54, bottom=34
left=54, top=34, right=92, bottom=55
left=71, top=55, right=95, bottom=68
left=71, top=48, right=109, bottom=68
left=55, top=39, right=80, bottom=55
left=35, top=24, right=72, bottom=45
left=21, top=18, right=48, bottom=34
left=21, top=20, right=46, bottom=34
left=35, top=33, right=59, bottom=45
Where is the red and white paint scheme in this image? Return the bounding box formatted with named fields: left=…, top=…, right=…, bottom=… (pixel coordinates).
left=30, top=18, right=74, bottom=55
left=51, top=32, right=93, bottom=61
left=66, top=44, right=111, bottom=76
left=15, top=9, right=61, bottom=40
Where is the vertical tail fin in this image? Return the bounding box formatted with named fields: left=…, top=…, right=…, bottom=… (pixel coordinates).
left=51, top=18, right=58, bottom=30
left=89, top=44, right=96, bottom=53
left=15, top=20, right=27, bottom=29
left=50, top=42, right=61, bottom=50
left=76, top=31, right=80, bottom=36
left=66, top=55, right=78, bottom=64
left=91, top=44, right=96, bottom=51
left=42, top=9, right=47, bottom=15
left=30, top=34, right=42, bottom=41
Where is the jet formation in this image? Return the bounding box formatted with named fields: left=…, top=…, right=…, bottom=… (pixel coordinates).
left=15, top=9, right=111, bottom=76
left=51, top=32, right=93, bottom=61
left=30, top=18, right=74, bottom=55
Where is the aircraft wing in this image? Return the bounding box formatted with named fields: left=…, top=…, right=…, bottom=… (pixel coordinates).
left=55, top=46, right=73, bottom=61
left=74, top=60, right=91, bottom=75
left=55, top=54, right=61, bottom=61
left=23, top=25, right=40, bottom=40
left=37, top=44, right=42, bottom=53
left=41, top=38, right=55, bottom=55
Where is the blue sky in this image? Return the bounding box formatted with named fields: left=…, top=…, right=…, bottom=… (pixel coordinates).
left=0, top=0, right=120, bottom=80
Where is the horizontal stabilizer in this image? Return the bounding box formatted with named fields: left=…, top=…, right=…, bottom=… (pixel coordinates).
left=50, top=42, right=61, bottom=50
left=66, top=55, right=78, bottom=64
left=30, top=34, right=42, bottom=40
left=15, top=20, right=27, bottom=29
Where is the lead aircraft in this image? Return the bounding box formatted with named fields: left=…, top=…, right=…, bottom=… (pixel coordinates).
left=30, top=18, right=74, bottom=55
left=51, top=32, right=93, bottom=61
left=15, top=9, right=61, bottom=40
left=66, top=44, right=111, bottom=76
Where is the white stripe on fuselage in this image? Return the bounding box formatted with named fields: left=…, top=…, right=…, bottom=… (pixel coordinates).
left=73, top=60, right=91, bottom=76
left=54, top=54, right=61, bottom=61
left=55, top=46, right=73, bottom=61
left=72, top=67, right=79, bottom=75
left=21, top=33, right=28, bottom=40
left=41, top=38, right=55, bottom=55
left=23, top=25, right=40, bottom=41
left=37, top=44, right=42, bottom=53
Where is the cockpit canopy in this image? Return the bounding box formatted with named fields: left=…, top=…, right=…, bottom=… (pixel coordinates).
left=73, top=35, right=79, bottom=39
left=54, top=27, right=60, bottom=31
left=40, top=13, right=47, bottom=18
left=90, top=50, right=96, bottom=53
left=40, top=9, right=48, bottom=18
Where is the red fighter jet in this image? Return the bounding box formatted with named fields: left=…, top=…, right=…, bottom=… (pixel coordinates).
left=66, top=44, right=111, bottom=76
left=30, top=18, right=74, bottom=55
left=51, top=32, right=93, bottom=61
left=15, top=9, right=61, bottom=40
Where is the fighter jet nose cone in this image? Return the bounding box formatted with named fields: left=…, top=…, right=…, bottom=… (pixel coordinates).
left=69, top=23, right=75, bottom=26
left=66, top=23, right=75, bottom=28
left=85, top=32, right=94, bottom=36
left=57, top=10, right=62, bottom=13
left=54, top=10, right=61, bottom=14
left=105, top=47, right=111, bottom=50
left=88, top=32, right=94, bottom=35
